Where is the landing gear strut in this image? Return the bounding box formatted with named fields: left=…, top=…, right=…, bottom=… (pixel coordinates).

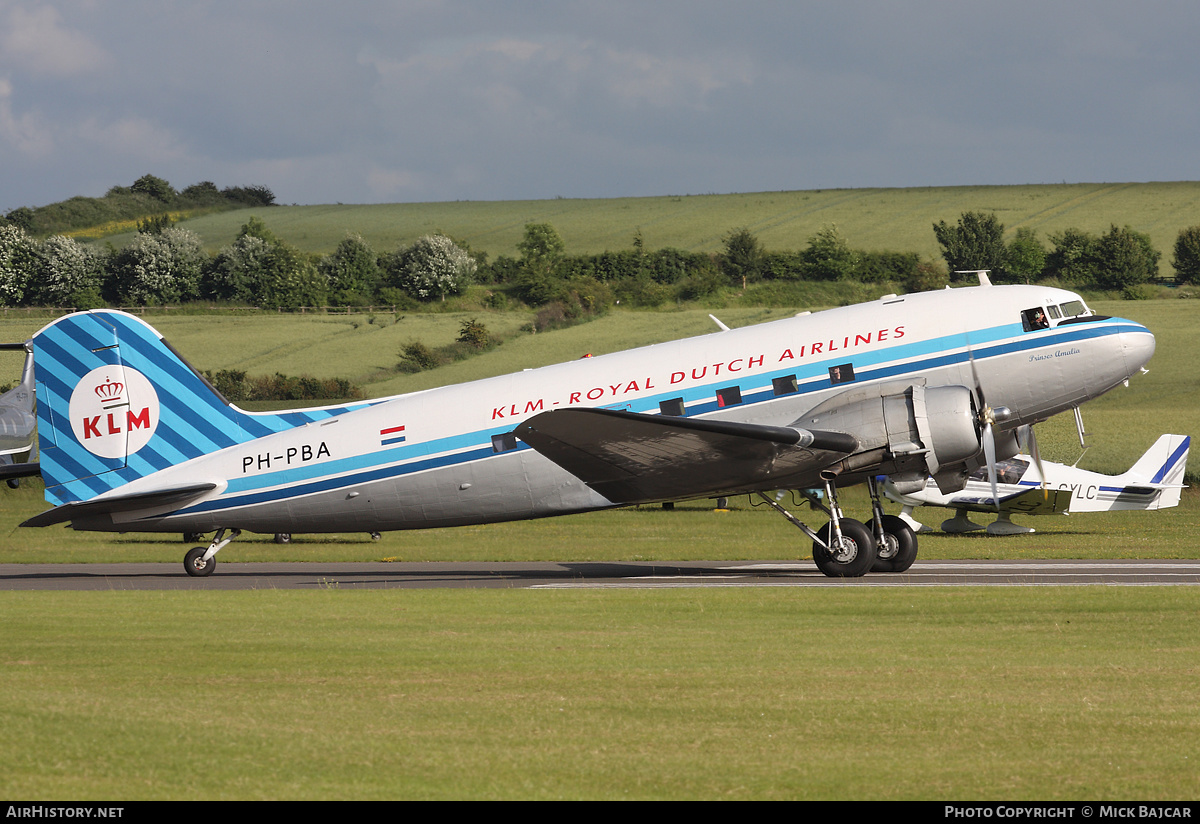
left=757, top=476, right=919, bottom=578
left=183, top=528, right=241, bottom=577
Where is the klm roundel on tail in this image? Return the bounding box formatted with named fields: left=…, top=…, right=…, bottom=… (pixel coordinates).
left=33, top=310, right=368, bottom=506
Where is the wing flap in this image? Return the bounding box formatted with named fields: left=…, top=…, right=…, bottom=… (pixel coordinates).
left=513, top=408, right=856, bottom=504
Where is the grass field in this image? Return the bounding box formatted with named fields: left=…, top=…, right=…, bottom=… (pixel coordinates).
left=94, top=182, right=1200, bottom=266
left=2, top=587, right=1199, bottom=800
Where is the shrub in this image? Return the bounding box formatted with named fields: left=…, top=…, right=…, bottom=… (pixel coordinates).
left=398, top=341, right=440, bottom=372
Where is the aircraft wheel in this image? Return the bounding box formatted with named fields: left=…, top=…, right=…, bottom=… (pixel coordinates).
left=274, top=533, right=292, bottom=544
left=184, top=547, right=216, bottom=577
left=868, top=515, right=918, bottom=573
left=812, top=519, right=876, bottom=578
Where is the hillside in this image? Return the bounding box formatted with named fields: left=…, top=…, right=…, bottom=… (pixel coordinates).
left=93, top=181, right=1200, bottom=263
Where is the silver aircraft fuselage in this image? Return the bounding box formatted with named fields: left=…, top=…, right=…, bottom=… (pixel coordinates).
left=58, top=284, right=1155, bottom=534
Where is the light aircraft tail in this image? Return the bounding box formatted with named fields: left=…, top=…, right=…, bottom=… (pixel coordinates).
left=1119, top=434, right=1190, bottom=509
left=31, top=310, right=369, bottom=507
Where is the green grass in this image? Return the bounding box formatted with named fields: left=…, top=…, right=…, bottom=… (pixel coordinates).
left=2, top=587, right=1198, bottom=800
left=94, top=182, right=1200, bottom=265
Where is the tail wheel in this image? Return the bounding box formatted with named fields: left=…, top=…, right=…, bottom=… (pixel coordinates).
left=868, top=514, right=918, bottom=573
left=184, top=547, right=216, bottom=577
left=812, top=518, right=876, bottom=578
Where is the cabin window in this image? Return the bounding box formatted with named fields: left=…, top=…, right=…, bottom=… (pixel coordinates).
left=1021, top=307, right=1050, bottom=331
left=829, top=363, right=855, bottom=385
left=492, top=432, right=520, bottom=454
left=715, top=386, right=742, bottom=407
left=659, top=398, right=686, bottom=417
left=772, top=375, right=798, bottom=396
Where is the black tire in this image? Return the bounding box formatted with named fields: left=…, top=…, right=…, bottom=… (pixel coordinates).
left=274, top=533, right=292, bottom=544
left=868, top=514, right=918, bottom=573
left=182, top=532, right=204, bottom=543
left=812, top=518, right=877, bottom=578
left=184, top=546, right=216, bottom=577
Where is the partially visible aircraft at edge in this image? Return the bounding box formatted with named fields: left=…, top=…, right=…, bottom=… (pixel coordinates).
left=0, top=343, right=37, bottom=489
left=883, top=433, right=1190, bottom=535
left=11, top=274, right=1158, bottom=578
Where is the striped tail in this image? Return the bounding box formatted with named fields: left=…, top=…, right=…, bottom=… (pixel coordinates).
left=32, top=311, right=368, bottom=506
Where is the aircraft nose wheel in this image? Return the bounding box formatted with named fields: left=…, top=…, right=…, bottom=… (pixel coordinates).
left=184, top=546, right=216, bottom=577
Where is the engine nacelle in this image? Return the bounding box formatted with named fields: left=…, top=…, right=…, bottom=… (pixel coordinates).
left=791, top=382, right=981, bottom=482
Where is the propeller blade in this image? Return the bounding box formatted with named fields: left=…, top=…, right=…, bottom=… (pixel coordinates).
left=1017, top=424, right=1048, bottom=496
left=983, top=421, right=999, bottom=511
left=970, top=337, right=1004, bottom=511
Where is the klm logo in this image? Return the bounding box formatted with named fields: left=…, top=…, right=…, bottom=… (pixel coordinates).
left=67, top=367, right=161, bottom=460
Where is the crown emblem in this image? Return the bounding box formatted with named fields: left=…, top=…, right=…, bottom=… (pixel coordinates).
left=94, top=376, right=125, bottom=404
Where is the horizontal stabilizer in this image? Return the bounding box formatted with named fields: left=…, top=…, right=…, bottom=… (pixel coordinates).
left=514, top=407, right=856, bottom=505
left=22, top=483, right=218, bottom=528
left=0, top=460, right=40, bottom=480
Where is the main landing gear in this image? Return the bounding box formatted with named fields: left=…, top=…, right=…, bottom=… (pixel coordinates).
left=757, top=476, right=918, bottom=578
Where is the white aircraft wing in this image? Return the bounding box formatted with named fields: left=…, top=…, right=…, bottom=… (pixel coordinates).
left=948, top=485, right=1074, bottom=516
left=514, top=407, right=858, bottom=505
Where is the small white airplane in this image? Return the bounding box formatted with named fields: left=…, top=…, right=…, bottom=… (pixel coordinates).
left=883, top=433, right=1190, bottom=535
left=18, top=276, right=1156, bottom=577
left=0, top=343, right=38, bottom=488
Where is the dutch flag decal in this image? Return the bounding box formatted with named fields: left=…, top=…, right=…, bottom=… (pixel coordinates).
left=380, top=424, right=406, bottom=446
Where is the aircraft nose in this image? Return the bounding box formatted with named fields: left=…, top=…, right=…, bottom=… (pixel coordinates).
left=1119, top=321, right=1156, bottom=376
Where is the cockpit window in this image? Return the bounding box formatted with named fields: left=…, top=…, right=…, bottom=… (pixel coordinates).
left=1021, top=307, right=1050, bottom=331
left=1058, top=300, right=1088, bottom=318
left=968, top=457, right=1030, bottom=485
left=1047, top=305, right=1062, bottom=320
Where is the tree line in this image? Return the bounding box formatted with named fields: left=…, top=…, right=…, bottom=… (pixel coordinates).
left=3, top=174, right=276, bottom=237
left=4, top=182, right=1199, bottom=313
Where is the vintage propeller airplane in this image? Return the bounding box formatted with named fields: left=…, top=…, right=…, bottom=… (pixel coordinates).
left=884, top=433, right=1189, bottom=535
left=18, top=275, right=1156, bottom=577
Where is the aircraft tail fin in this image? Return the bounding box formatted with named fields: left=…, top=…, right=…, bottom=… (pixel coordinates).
left=31, top=310, right=368, bottom=506
left=1121, top=434, right=1190, bottom=509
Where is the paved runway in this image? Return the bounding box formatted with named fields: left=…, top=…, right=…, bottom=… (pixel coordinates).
left=3, top=559, right=1200, bottom=590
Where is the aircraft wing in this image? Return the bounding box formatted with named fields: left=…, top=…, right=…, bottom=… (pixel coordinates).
left=951, top=485, right=1073, bottom=515
left=0, top=456, right=40, bottom=480
left=513, top=407, right=858, bottom=505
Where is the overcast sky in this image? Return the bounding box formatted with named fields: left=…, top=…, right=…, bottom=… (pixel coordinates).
left=3, top=1, right=1199, bottom=212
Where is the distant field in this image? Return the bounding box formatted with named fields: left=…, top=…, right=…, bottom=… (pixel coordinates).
left=89, top=182, right=1200, bottom=265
